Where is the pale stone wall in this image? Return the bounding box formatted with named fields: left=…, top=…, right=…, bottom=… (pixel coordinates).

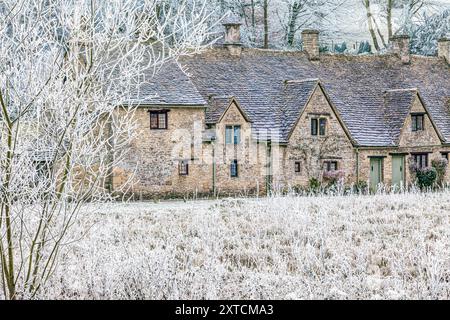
left=357, top=96, right=450, bottom=187
left=213, top=102, right=268, bottom=195
left=358, top=147, right=450, bottom=187
left=112, top=107, right=212, bottom=199
left=280, top=86, right=356, bottom=189
left=357, top=149, right=392, bottom=186
left=111, top=94, right=450, bottom=198
left=398, top=95, right=441, bottom=148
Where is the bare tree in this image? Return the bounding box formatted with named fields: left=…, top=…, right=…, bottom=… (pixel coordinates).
left=0, top=0, right=214, bottom=300
left=263, top=0, right=270, bottom=48
left=363, top=0, right=381, bottom=50
left=277, top=0, right=346, bottom=48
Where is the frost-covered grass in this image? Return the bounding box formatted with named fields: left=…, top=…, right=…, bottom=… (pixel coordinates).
left=37, top=191, right=450, bottom=299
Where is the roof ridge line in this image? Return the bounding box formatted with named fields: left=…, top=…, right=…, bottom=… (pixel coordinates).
left=385, top=88, right=418, bottom=93
left=284, top=78, right=320, bottom=84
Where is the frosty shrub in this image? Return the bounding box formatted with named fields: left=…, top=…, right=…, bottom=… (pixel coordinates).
left=354, top=180, right=368, bottom=194
left=432, top=158, right=448, bottom=186
left=323, top=170, right=345, bottom=186
left=416, top=167, right=437, bottom=190
left=408, top=158, right=438, bottom=189
left=308, top=177, right=321, bottom=192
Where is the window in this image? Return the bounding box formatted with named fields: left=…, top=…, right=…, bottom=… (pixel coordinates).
left=225, top=125, right=241, bottom=144
left=311, top=119, right=318, bottom=136
left=413, top=153, right=428, bottom=169
left=312, top=118, right=326, bottom=136
left=149, top=110, right=168, bottom=129
left=324, top=161, right=338, bottom=172
left=411, top=114, right=424, bottom=132
left=230, top=160, right=238, bottom=177
left=442, top=152, right=449, bottom=161
left=179, top=160, right=189, bottom=176
left=234, top=126, right=241, bottom=144
left=319, top=118, right=327, bottom=136
left=294, top=161, right=301, bottom=173
left=225, top=126, right=233, bottom=144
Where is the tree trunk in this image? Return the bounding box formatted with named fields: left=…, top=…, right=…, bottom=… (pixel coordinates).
left=263, top=0, right=269, bottom=49
left=250, top=0, right=256, bottom=44
left=387, top=0, right=393, bottom=39
left=372, top=16, right=387, bottom=48
left=287, top=2, right=300, bottom=47
left=364, top=0, right=380, bottom=51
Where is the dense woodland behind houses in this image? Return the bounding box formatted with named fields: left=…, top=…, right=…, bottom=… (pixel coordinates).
left=198, top=0, right=450, bottom=54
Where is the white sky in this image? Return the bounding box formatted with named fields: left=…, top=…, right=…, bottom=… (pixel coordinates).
left=321, top=0, right=450, bottom=43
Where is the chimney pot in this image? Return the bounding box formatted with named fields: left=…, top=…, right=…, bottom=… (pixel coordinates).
left=390, top=35, right=411, bottom=64
left=302, top=30, right=320, bottom=61
left=438, top=36, right=450, bottom=64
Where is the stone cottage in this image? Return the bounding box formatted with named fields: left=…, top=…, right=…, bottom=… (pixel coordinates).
left=112, top=18, right=450, bottom=198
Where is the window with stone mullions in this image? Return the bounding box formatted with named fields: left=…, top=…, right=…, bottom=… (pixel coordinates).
left=311, top=118, right=326, bottom=136
left=149, top=111, right=168, bottom=130
left=324, top=161, right=338, bottom=172
left=411, top=114, right=424, bottom=132
left=413, top=153, right=428, bottom=169
left=226, top=125, right=241, bottom=144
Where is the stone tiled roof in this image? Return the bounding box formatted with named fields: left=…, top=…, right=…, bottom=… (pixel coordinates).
left=383, top=89, right=419, bottom=145
left=128, top=61, right=206, bottom=106
left=205, top=96, right=234, bottom=124
left=281, top=79, right=319, bottom=140
left=175, top=48, right=450, bottom=146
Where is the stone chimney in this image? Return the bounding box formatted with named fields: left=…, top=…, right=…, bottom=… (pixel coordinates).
left=222, top=13, right=242, bottom=56
left=390, top=35, right=411, bottom=64
left=438, top=36, right=450, bottom=64
left=301, top=30, right=320, bottom=61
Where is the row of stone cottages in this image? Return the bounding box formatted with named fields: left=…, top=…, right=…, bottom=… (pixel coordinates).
left=111, top=18, right=450, bottom=198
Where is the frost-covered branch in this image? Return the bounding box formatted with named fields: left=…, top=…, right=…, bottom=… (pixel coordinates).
left=0, top=0, right=215, bottom=300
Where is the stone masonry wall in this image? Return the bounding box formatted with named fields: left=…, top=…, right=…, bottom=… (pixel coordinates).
left=213, top=102, right=268, bottom=196
left=279, top=86, right=356, bottom=189
left=112, top=107, right=211, bottom=199
left=358, top=96, right=450, bottom=187
left=112, top=94, right=450, bottom=198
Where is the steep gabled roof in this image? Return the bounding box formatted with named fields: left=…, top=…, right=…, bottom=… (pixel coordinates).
left=383, top=89, right=419, bottom=146
left=281, top=79, right=318, bottom=139
left=206, top=96, right=251, bottom=124
left=176, top=48, right=450, bottom=146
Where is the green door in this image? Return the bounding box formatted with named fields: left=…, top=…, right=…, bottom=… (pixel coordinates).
left=391, top=155, right=405, bottom=189
left=370, top=158, right=383, bottom=193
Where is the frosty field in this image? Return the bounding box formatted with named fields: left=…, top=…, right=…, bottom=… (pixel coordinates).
left=39, top=191, right=450, bottom=300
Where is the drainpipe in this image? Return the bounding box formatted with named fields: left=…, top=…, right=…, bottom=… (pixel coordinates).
left=211, top=138, right=216, bottom=197
left=356, top=147, right=360, bottom=183
left=266, top=140, right=272, bottom=196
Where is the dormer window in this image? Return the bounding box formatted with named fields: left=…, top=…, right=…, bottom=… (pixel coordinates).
left=311, top=118, right=327, bottom=136
left=319, top=118, right=327, bottom=135
left=411, top=113, right=424, bottom=132
left=225, top=125, right=241, bottom=144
